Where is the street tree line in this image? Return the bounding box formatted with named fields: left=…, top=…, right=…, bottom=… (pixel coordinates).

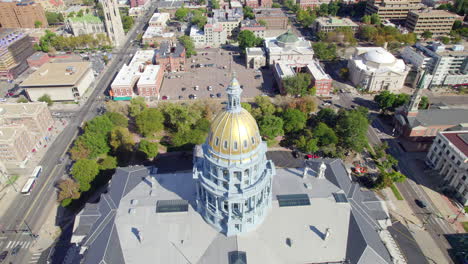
left=35, top=30, right=111, bottom=52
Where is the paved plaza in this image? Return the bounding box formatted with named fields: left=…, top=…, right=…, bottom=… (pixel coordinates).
left=159, top=48, right=275, bottom=101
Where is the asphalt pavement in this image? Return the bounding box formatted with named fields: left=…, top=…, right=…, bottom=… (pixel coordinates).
left=0, top=3, right=158, bottom=264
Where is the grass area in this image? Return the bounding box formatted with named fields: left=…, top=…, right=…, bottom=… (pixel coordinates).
left=6, top=175, right=19, bottom=185
left=465, top=206, right=468, bottom=214
left=390, top=184, right=404, bottom=200
left=462, top=222, right=468, bottom=232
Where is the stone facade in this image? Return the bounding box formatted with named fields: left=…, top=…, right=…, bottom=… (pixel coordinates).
left=66, top=15, right=106, bottom=36
left=101, top=0, right=126, bottom=47
left=245, top=47, right=266, bottom=69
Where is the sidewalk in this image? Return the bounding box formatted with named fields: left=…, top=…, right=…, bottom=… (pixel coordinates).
left=30, top=205, right=60, bottom=253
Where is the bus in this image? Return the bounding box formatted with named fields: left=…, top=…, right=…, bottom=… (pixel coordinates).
left=21, top=178, right=36, bottom=195
left=31, top=166, right=42, bottom=178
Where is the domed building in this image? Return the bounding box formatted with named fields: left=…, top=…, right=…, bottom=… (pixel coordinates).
left=264, top=30, right=315, bottom=65
left=193, top=74, right=276, bottom=236
left=348, top=47, right=409, bottom=92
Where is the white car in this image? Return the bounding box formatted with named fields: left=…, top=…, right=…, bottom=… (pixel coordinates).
left=0, top=98, right=7, bottom=102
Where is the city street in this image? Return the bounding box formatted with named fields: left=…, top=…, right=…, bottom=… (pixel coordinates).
left=0, top=3, right=157, bottom=264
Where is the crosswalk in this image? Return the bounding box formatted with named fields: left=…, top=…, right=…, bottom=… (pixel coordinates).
left=29, top=252, right=42, bottom=264
left=0, top=239, right=33, bottom=249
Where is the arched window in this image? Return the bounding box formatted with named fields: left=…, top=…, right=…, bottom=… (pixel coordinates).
left=223, top=140, right=228, bottom=149
left=233, top=141, right=238, bottom=150
left=251, top=136, right=255, bottom=145
left=243, top=139, right=248, bottom=148
left=215, top=137, right=220, bottom=146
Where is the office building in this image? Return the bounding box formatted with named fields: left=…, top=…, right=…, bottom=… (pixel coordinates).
left=0, top=102, right=54, bottom=143
left=212, top=8, right=243, bottom=37
left=68, top=77, right=396, bottom=264
left=101, top=0, right=126, bottom=47
left=246, top=47, right=266, bottom=69
left=273, top=60, right=332, bottom=96
left=66, top=15, right=106, bottom=36
left=21, top=62, right=95, bottom=101
left=154, top=41, right=186, bottom=72
left=0, top=125, right=35, bottom=164
left=254, top=8, right=288, bottom=30
left=405, top=9, right=458, bottom=36
left=313, top=17, right=359, bottom=33
left=264, top=31, right=314, bottom=65
left=240, top=19, right=266, bottom=38
left=348, top=47, right=409, bottom=92
left=365, top=0, right=421, bottom=22
left=0, top=1, right=48, bottom=29
left=426, top=130, right=468, bottom=205
left=0, top=30, right=35, bottom=80
left=401, top=42, right=468, bottom=88
left=296, top=0, right=331, bottom=10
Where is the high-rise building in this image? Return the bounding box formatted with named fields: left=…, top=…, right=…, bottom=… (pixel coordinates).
left=365, top=0, right=421, bottom=22
left=0, top=29, right=35, bottom=80
left=0, top=1, right=48, bottom=29
left=100, top=0, right=125, bottom=47
left=405, top=9, right=458, bottom=36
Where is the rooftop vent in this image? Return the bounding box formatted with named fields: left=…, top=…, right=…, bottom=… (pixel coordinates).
left=277, top=194, right=310, bottom=207
left=156, top=199, right=189, bottom=213
left=332, top=193, right=348, bottom=203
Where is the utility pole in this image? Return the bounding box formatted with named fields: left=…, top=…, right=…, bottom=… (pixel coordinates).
left=23, top=221, right=37, bottom=240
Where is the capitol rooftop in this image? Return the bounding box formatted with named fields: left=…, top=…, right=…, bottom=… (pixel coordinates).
left=67, top=77, right=394, bottom=264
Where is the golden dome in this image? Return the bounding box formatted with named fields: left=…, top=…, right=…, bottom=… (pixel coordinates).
left=207, top=108, right=262, bottom=156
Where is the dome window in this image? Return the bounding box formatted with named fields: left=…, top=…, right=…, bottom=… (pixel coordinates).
left=243, top=140, right=248, bottom=148
left=223, top=141, right=228, bottom=149
left=233, top=141, right=238, bottom=150
left=215, top=137, right=220, bottom=146
left=251, top=136, right=255, bottom=145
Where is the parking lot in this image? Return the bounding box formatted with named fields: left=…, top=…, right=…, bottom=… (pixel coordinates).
left=159, top=48, right=275, bottom=101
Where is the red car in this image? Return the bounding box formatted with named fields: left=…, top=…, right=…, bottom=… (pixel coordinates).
left=306, top=154, right=319, bottom=159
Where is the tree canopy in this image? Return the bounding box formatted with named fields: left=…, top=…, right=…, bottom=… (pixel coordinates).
left=135, top=108, right=164, bottom=137
left=109, top=127, right=134, bottom=152
left=259, top=115, right=284, bottom=139
left=282, top=109, right=307, bottom=133
left=71, top=159, right=100, bottom=191
left=282, top=73, right=312, bottom=96
left=38, top=94, right=53, bottom=106
left=178, top=35, right=196, bottom=57
left=313, top=122, right=338, bottom=146
left=374, top=91, right=410, bottom=112
left=138, top=140, right=159, bottom=159
left=175, top=7, right=190, bottom=20
left=243, top=6, right=255, bottom=19
left=312, top=42, right=337, bottom=61
left=237, top=30, right=263, bottom=51
left=336, top=109, right=369, bottom=152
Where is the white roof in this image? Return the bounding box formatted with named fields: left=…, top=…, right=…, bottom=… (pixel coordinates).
left=352, top=47, right=407, bottom=74
left=137, top=65, right=161, bottom=86
left=149, top=13, right=170, bottom=24
left=112, top=50, right=155, bottom=87
left=364, top=48, right=396, bottom=64
left=274, top=60, right=331, bottom=81
left=143, top=26, right=175, bottom=39
left=307, top=60, right=332, bottom=80
left=190, top=25, right=204, bottom=37
left=264, top=37, right=314, bottom=56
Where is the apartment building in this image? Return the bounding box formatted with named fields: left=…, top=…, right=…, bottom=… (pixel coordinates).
left=401, top=42, right=468, bottom=87
left=405, top=9, right=458, bottom=36
left=245, top=0, right=272, bottom=8
left=240, top=19, right=266, bottom=38
left=0, top=30, right=35, bottom=80
left=0, top=125, right=35, bottom=164
left=426, top=130, right=468, bottom=205
left=148, top=13, right=170, bottom=28
left=142, top=26, right=175, bottom=46
left=212, top=8, right=243, bottom=37
left=312, top=17, right=358, bottom=33
left=0, top=1, right=48, bottom=28
left=296, top=0, right=331, bottom=10
left=136, top=65, right=164, bottom=98
left=254, top=8, right=288, bottom=30
left=0, top=102, right=54, bottom=143
left=365, top=0, right=421, bottom=22
left=155, top=41, right=186, bottom=72
left=21, top=62, right=95, bottom=101
left=189, top=24, right=227, bottom=48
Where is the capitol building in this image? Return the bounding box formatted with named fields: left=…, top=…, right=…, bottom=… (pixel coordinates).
left=67, top=76, right=398, bottom=264
left=348, top=47, right=409, bottom=92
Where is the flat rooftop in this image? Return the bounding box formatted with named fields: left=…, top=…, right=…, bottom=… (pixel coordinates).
left=0, top=125, right=26, bottom=142
left=0, top=102, right=47, bottom=117
left=21, top=62, right=91, bottom=87
left=137, top=65, right=161, bottom=86
left=307, top=60, right=332, bottom=80
left=143, top=26, right=174, bottom=38
left=254, top=8, right=286, bottom=18
left=315, top=17, right=358, bottom=27
left=409, top=9, right=459, bottom=17
left=246, top=47, right=265, bottom=56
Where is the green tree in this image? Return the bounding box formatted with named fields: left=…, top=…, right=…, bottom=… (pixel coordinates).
left=254, top=96, right=276, bottom=116
left=138, top=139, right=159, bottom=159
left=84, top=115, right=114, bottom=135
left=122, top=16, right=134, bottom=33
left=328, top=1, right=339, bottom=16
left=105, top=112, right=128, bottom=127
left=389, top=170, right=406, bottom=183
left=16, top=97, right=29, bottom=103
left=46, top=12, right=64, bottom=24
left=135, top=108, right=164, bottom=137
left=77, top=9, right=84, bottom=17
left=422, top=30, right=433, bottom=39
left=243, top=6, right=255, bottom=19
left=282, top=109, right=307, bottom=133
left=71, top=159, right=100, bottom=191
left=316, top=108, right=337, bottom=127
left=241, top=102, right=252, bottom=112
left=370, top=13, right=381, bottom=25
left=336, top=109, right=369, bottom=152
left=318, top=3, right=329, bottom=16
left=258, top=19, right=267, bottom=26
left=77, top=132, right=110, bottom=159
left=362, top=15, right=371, bottom=24
left=211, top=0, right=220, bottom=9
left=57, top=179, right=81, bottom=207
left=175, top=7, right=190, bottom=20
left=109, top=127, right=134, bottom=152
left=178, top=35, right=196, bottom=57
left=314, top=122, right=338, bottom=146
left=191, top=12, right=207, bottom=29
left=237, top=30, right=263, bottom=51
left=312, top=42, right=337, bottom=61
left=272, top=3, right=281, bottom=8
left=34, top=21, right=43, bottom=28
left=294, top=134, right=319, bottom=153
left=374, top=91, right=395, bottom=111
left=98, top=155, right=117, bottom=170
left=129, top=96, right=147, bottom=117
left=359, top=25, right=378, bottom=41
left=419, top=96, right=429, bottom=109
left=38, top=94, right=53, bottom=106
left=258, top=115, right=284, bottom=139
left=282, top=73, right=312, bottom=96
left=440, top=36, right=451, bottom=44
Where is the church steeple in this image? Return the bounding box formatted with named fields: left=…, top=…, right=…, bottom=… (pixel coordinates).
left=226, top=72, right=242, bottom=112
left=405, top=71, right=427, bottom=117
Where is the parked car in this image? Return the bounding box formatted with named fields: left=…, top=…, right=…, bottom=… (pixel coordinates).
left=292, top=151, right=299, bottom=158
left=179, top=95, right=184, bottom=100
left=162, top=96, right=168, bottom=100
left=0, top=98, right=7, bottom=102
left=216, top=93, right=222, bottom=98
left=305, top=154, right=319, bottom=159
left=415, top=199, right=427, bottom=208
left=194, top=86, right=199, bottom=91
left=11, top=245, right=20, bottom=256
left=254, top=75, right=261, bottom=79
left=210, top=94, right=215, bottom=98
left=0, top=251, right=8, bottom=262
left=207, top=86, right=213, bottom=91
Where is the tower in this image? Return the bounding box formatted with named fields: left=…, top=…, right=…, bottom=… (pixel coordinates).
left=193, top=74, right=276, bottom=236
left=100, top=0, right=125, bottom=47
left=405, top=71, right=427, bottom=117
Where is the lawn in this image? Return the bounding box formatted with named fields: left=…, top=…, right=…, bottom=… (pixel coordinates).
left=462, top=222, right=468, bottom=232
left=390, top=184, right=404, bottom=200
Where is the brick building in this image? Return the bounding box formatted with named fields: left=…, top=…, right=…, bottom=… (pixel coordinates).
left=240, top=19, right=266, bottom=38
left=426, top=130, right=468, bottom=205
left=306, top=60, right=333, bottom=96
left=296, top=0, right=331, bottom=10
left=245, top=0, right=272, bottom=8
left=0, top=1, right=48, bottom=29
left=0, top=125, right=35, bottom=164
left=136, top=65, right=164, bottom=97
left=155, top=41, right=186, bottom=72
left=130, top=0, right=148, bottom=7
left=254, top=8, right=288, bottom=30
left=0, top=30, right=35, bottom=80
